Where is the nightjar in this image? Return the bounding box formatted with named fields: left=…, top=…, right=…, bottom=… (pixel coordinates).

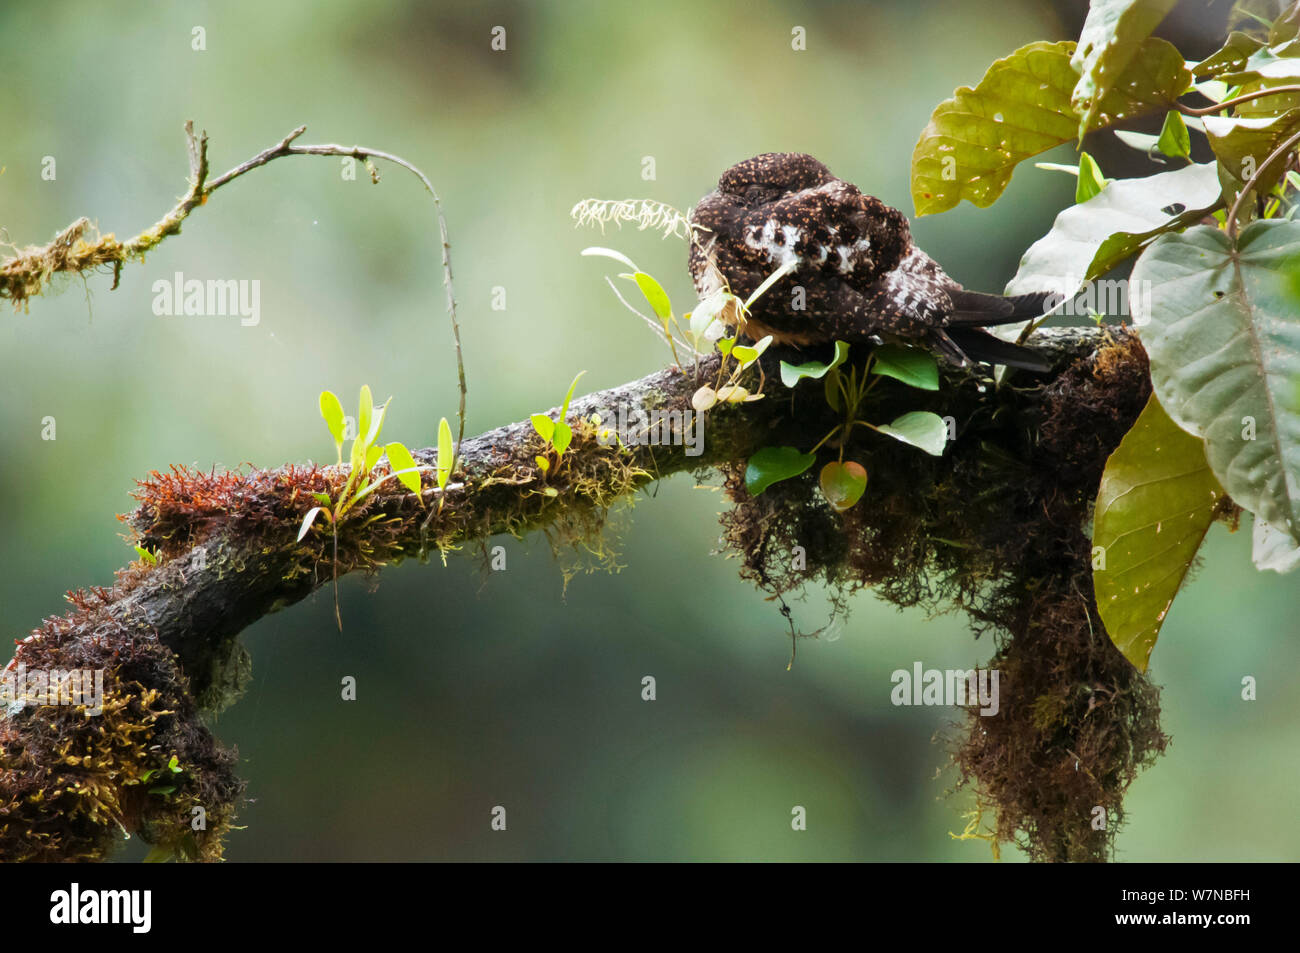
left=687, top=152, right=1052, bottom=371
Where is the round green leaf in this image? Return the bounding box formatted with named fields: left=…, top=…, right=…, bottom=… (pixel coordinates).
left=744, top=446, right=816, bottom=496
left=531, top=413, right=555, bottom=443
left=819, top=461, right=868, bottom=512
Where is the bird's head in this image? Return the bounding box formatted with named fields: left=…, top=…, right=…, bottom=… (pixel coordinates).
left=718, top=153, right=834, bottom=207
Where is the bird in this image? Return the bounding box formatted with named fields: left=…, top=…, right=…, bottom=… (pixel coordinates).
left=687, top=153, right=1053, bottom=372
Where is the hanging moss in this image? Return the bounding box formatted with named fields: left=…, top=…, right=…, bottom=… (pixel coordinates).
left=715, top=331, right=1209, bottom=861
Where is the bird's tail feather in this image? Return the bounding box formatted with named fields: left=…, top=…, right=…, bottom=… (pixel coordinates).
left=946, top=289, right=1056, bottom=326
left=941, top=326, right=1052, bottom=373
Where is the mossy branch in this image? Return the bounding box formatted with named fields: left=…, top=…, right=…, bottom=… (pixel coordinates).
left=0, top=326, right=1135, bottom=862
left=0, top=121, right=468, bottom=470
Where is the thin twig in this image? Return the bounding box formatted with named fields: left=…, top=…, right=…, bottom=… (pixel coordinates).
left=1178, top=84, right=1300, bottom=116
left=5, top=122, right=468, bottom=479
left=1227, top=125, right=1300, bottom=240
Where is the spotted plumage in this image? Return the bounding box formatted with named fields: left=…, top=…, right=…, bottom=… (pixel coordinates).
left=688, top=153, right=1051, bottom=371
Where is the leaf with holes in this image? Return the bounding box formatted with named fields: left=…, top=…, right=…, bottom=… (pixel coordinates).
left=1093, top=394, right=1225, bottom=671
left=1131, top=221, right=1300, bottom=543
left=1070, top=0, right=1180, bottom=136
left=911, top=38, right=1189, bottom=216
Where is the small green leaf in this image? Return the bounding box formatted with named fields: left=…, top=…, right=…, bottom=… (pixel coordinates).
left=876, top=411, right=949, bottom=456
left=364, top=443, right=384, bottom=474
left=365, top=398, right=389, bottom=448
left=385, top=442, right=422, bottom=495
left=535, top=455, right=550, bottom=473
left=744, top=446, right=817, bottom=496
left=819, top=461, right=868, bottom=512
left=824, top=370, right=842, bottom=411
left=632, top=272, right=672, bottom=320
left=560, top=371, right=586, bottom=421
left=543, top=487, right=560, bottom=497
left=553, top=421, right=574, bottom=458
left=319, top=390, right=346, bottom=460
left=437, top=417, right=454, bottom=492
left=531, top=413, right=555, bottom=443
left=731, top=335, right=773, bottom=369
left=581, top=246, right=639, bottom=271
left=297, top=506, right=325, bottom=542
left=870, top=344, right=940, bottom=391
left=149, top=785, right=177, bottom=796
left=311, top=491, right=332, bottom=506
left=1113, top=129, right=1162, bottom=153
left=133, top=545, right=158, bottom=566
left=357, top=385, right=374, bottom=450
left=780, top=340, right=850, bottom=387
left=1035, top=161, right=1084, bottom=175
left=168, top=755, right=181, bottom=773
left=1075, top=151, right=1108, bottom=203
left=1155, top=110, right=1191, bottom=159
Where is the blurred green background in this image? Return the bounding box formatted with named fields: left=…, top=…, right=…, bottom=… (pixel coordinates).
left=1, top=0, right=1295, bottom=861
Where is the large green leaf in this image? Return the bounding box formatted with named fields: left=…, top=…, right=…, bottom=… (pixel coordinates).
left=1005, top=162, right=1221, bottom=298
left=1132, top=221, right=1300, bottom=542
left=1093, top=394, right=1225, bottom=671
left=912, top=38, right=1189, bottom=215
left=1070, top=0, right=1180, bottom=136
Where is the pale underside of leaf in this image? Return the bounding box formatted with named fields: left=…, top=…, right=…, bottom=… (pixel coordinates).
left=1132, top=222, right=1300, bottom=543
